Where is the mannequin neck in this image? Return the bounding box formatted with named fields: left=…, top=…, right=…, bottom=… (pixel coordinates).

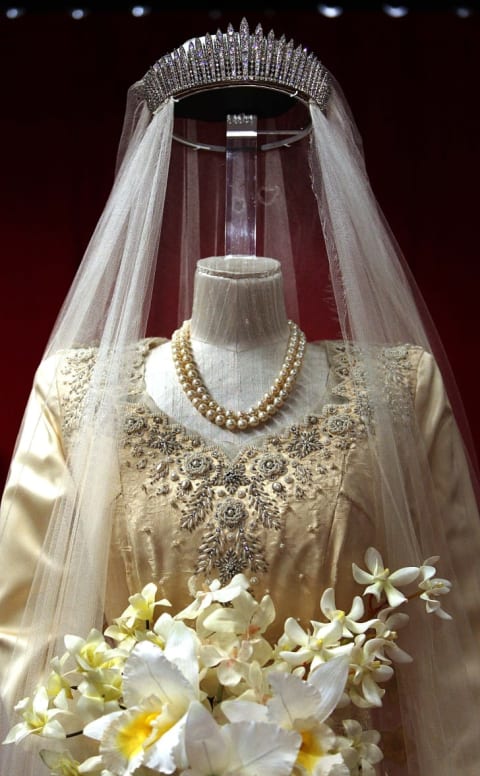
left=190, top=256, right=289, bottom=351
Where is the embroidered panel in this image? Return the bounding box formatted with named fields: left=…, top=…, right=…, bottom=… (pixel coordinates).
left=121, top=404, right=363, bottom=585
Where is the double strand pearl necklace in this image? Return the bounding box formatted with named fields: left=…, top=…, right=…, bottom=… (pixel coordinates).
left=171, top=320, right=306, bottom=431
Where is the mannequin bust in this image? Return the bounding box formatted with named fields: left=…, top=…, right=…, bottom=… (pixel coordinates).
left=145, top=256, right=329, bottom=452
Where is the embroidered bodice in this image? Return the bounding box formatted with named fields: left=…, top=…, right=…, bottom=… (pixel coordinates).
left=56, top=339, right=423, bottom=630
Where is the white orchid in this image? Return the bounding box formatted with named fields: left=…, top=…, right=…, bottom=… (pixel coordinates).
left=224, top=656, right=350, bottom=776
left=319, top=589, right=372, bottom=637
left=337, top=719, right=383, bottom=776
left=352, top=548, right=419, bottom=607
left=180, top=700, right=301, bottom=776
left=84, top=636, right=200, bottom=775
left=65, top=630, right=125, bottom=675
left=175, top=574, right=251, bottom=620
left=280, top=618, right=351, bottom=670
left=418, top=558, right=452, bottom=620
left=371, top=609, right=412, bottom=664
left=347, top=636, right=394, bottom=708
left=200, top=635, right=254, bottom=687
left=40, top=749, right=107, bottom=775
left=104, top=583, right=170, bottom=648
left=3, top=687, right=68, bottom=744
left=201, top=590, right=275, bottom=639
left=5, top=551, right=453, bottom=776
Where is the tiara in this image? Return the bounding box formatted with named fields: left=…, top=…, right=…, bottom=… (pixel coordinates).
left=141, top=18, right=331, bottom=114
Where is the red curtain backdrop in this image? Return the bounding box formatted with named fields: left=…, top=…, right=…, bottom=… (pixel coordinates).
left=0, top=9, right=479, bottom=487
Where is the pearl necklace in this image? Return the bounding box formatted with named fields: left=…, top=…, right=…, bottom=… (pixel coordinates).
left=171, top=320, right=306, bottom=431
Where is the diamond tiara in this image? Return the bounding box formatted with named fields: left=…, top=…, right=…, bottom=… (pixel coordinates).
left=141, top=18, right=332, bottom=114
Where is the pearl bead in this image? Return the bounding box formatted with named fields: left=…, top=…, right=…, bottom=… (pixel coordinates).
left=172, top=319, right=306, bottom=432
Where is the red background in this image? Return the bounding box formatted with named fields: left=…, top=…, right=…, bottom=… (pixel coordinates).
left=1, top=9, right=479, bottom=486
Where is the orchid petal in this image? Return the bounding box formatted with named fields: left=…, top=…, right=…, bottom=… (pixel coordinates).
left=221, top=699, right=268, bottom=724
left=123, top=641, right=197, bottom=708
left=365, top=547, right=384, bottom=574
left=225, top=720, right=300, bottom=776
left=307, top=655, right=350, bottom=719
left=383, top=584, right=407, bottom=608
left=283, top=617, right=308, bottom=644
left=348, top=595, right=365, bottom=621
left=319, top=588, right=336, bottom=617
left=267, top=672, right=324, bottom=728
left=388, top=567, right=419, bottom=586
left=183, top=701, right=231, bottom=774
left=351, top=564, right=374, bottom=586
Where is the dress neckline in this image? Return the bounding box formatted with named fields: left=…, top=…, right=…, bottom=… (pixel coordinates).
left=128, top=337, right=354, bottom=462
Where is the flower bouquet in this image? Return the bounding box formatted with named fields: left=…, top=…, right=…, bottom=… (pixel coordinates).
left=3, top=548, right=452, bottom=776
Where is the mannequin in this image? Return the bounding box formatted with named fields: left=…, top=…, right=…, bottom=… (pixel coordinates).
left=146, top=256, right=329, bottom=452
left=1, top=19, right=480, bottom=775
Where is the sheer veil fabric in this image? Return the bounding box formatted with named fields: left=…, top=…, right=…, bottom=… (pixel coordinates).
left=1, top=22, right=480, bottom=776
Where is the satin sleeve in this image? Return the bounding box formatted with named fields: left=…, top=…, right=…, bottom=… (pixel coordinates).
left=414, top=349, right=480, bottom=629
left=0, top=356, right=69, bottom=691
left=414, top=350, right=480, bottom=769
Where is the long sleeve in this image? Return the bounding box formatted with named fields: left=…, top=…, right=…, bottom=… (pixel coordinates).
left=414, top=349, right=480, bottom=636
left=414, top=350, right=480, bottom=772
left=0, top=356, right=69, bottom=702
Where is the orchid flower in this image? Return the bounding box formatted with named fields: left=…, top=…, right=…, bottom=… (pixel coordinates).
left=319, top=588, right=373, bottom=637
left=64, top=630, right=125, bottom=675
left=418, top=558, right=452, bottom=620
left=352, top=547, right=419, bottom=607
left=223, top=656, right=350, bottom=776
left=84, top=635, right=200, bottom=775
left=280, top=617, right=351, bottom=670
left=201, top=590, right=275, bottom=639
left=3, top=687, right=67, bottom=744
left=180, top=701, right=300, bottom=776
left=105, top=584, right=171, bottom=647
left=40, top=749, right=107, bottom=775
left=200, top=636, right=254, bottom=687
left=337, top=719, right=383, bottom=776
left=347, top=636, right=394, bottom=708
left=371, top=608, right=412, bottom=663
left=175, top=574, right=251, bottom=620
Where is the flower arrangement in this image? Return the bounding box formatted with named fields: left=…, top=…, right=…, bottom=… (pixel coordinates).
left=4, top=548, right=452, bottom=776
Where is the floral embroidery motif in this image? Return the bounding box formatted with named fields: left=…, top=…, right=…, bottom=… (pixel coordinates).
left=60, top=338, right=422, bottom=587
left=121, top=404, right=361, bottom=585
left=60, top=347, right=97, bottom=435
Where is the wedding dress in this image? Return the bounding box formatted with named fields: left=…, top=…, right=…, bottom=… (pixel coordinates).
left=1, top=18, right=479, bottom=776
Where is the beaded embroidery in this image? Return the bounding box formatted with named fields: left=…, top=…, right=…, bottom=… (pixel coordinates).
left=58, top=338, right=420, bottom=585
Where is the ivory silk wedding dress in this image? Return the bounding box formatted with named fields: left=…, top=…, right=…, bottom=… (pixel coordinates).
left=1, top=18, right=479, bottom=776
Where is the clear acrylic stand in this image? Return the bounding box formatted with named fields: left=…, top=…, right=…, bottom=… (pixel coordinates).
left=225, top=114, right=258, bottom=258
